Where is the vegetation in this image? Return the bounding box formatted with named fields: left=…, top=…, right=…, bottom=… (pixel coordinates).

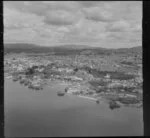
left=109, top=100, right=120, bottom=110
left=90, top=70, right=135, bottom=80
left=89, top=80, right=108, bottom=87
left=4, top=44, right=142, bottom=109
left=118, top=97, right=139, bottom=104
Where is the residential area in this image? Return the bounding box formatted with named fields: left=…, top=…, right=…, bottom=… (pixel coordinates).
left=4, top=51, right=143, bottom=109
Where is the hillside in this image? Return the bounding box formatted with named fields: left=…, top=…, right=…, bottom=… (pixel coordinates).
left=4, top=43, right=142, bottom=55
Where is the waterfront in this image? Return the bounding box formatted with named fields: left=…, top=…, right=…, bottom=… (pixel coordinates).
left=4, top=52, right=143, bottom=109
left=4, top=1, right=143, bottom=136
left=5, top=79, right=143, bottom=136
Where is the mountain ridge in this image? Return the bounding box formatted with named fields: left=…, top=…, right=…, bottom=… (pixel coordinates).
left=4, top=43, right=142, bottom=49
left=4, top=43, right=142, bottom=55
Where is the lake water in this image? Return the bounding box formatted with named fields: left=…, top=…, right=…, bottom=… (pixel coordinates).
left=4, top=79, right=143, bottom=137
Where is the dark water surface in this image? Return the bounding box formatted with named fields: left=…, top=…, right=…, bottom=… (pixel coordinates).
left=4, top=79, right=143, bottom=137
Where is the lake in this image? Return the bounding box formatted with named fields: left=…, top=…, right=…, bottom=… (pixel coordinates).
left=4, top=79, right=143, bottom=137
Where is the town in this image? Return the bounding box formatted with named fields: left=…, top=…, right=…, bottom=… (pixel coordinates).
left=4, top=51, right=143, bottom=110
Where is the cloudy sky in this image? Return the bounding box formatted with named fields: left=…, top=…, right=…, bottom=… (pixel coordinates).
left=4, top=1, right=142, bottom=48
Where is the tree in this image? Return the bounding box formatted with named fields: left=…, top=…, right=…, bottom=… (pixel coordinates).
left=25, top=68, right=34, bottom=75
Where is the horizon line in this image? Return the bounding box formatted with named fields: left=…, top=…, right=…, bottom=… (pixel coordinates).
left=4, top=42, right=142, bottom=49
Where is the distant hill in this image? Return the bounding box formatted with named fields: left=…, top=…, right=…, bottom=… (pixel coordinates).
left=4, top=43, right=89, bottom=55
left=4, top=43, right=92, bottom=49
left=113, top=46, right=142, bottom=55
left=4, top=43, right=142, bottom=55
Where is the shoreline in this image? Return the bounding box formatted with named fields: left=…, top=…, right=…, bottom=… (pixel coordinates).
left=66, top=92, right=98, bottom=101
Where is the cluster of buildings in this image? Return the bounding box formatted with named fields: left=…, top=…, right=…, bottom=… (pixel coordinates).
left=4, top=54, right=143, bottom=107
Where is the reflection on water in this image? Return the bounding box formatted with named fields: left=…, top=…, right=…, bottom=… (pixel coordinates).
left=5, top=79, right=143, bottom=137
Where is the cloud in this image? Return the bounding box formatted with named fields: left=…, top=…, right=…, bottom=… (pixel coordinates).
left=106, top=20, right=131, bottom=32
left=4, top=1, right=48, bottom=16
left=41, top=1, right=80, bottom=11
left=4, top=6, right=67, bottom=44
left=78, top=1, right=103, bottom=7
left=83, top=6, right=115, bottom=22
left=4, top=1, right=80, bottom=16
left=83, top=1, right=142, bottom=23
left=131, top=23, right=142, bottom=32
left=4, top=28, right=37, bottom=43
left=4, top=1, right=142, bottom=48
left=4, top=7, right=44, bottom=29
left=44, top=10, right=80, bottom=26
left=4, top=1, right=82, bottom=26
left=4, top=26, right=66, bottom=45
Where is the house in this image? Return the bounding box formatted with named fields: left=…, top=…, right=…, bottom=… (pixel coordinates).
left=105, top=74, right=110, bottom=79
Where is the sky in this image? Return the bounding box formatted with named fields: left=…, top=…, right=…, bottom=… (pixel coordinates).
left=4, top=1, right=142, bottom=48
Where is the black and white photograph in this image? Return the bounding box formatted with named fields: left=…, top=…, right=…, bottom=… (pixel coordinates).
left=4, top=1, right=143, bottom=137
